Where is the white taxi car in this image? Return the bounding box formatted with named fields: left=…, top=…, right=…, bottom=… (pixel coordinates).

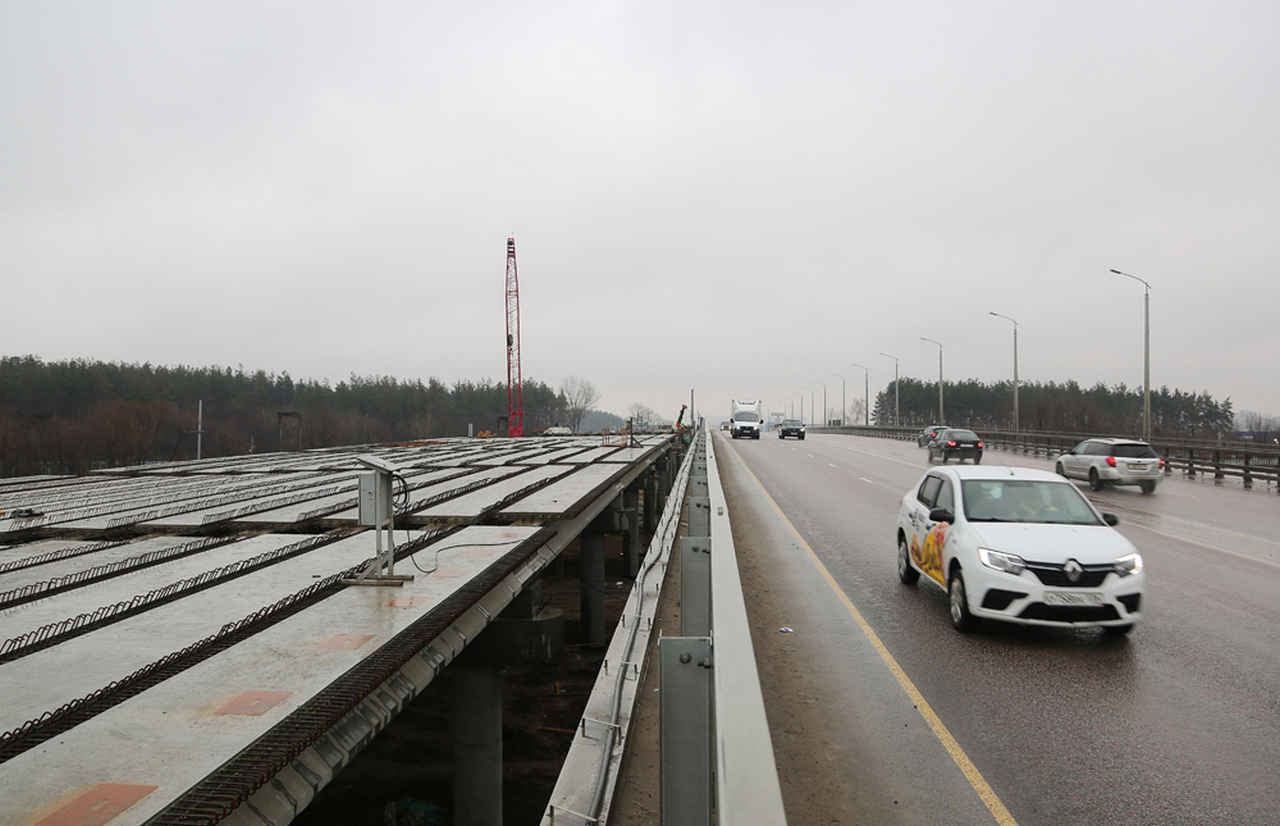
left=896, top=465, right=1144, bottom=634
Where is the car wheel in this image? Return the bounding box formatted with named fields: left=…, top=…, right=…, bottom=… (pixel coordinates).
left=973, top=453, right=982, bottom=465
left=1104, top=624, right=1134, bottom=636
left=948, top=568, right=977, bottom=632
left=1139, top=481, right=1155, bottom=494
left=1089, top=468, right=1104, bottom=491
left=1056, top=462, right=1067, bottom=477
left=898, top=535, right=919, bottom=585
left=940, top=451, right=948, bottom=464
left=799, top=434, right=805, bottom=440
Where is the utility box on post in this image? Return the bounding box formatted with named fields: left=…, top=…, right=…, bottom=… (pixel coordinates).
left=358, top=471, right=392, bottom=527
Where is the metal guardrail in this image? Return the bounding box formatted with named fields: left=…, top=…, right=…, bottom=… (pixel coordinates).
left=659, top=428, right=787, bottom=824
left=818, top=425, right=1280, bottom=489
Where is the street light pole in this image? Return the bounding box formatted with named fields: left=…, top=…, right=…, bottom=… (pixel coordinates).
left=988, top=312, right=1019, bottom=431
left=921, top=337, right=944, bottom=423
left=850, top=363, right=870, bottom=426
left=1110, top=268, right=1153, bottom=440
left=879, top=353, right=900, bottom=426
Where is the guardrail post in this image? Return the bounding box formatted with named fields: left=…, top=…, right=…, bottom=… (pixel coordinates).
left=688, top=497, right=711, bottom=536
left=1213, top=450, right=1224, bottom=482
left=1187, top=448, right=1197, bottom=479
left=680, top=537, right=711, bottom=636
left=659, top=636, right=713, bottom=826
left=1242, top=454, right=1253, bottom=489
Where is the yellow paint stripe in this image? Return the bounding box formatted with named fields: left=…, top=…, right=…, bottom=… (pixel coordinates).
left=721, top=437, right=1018, bottom=826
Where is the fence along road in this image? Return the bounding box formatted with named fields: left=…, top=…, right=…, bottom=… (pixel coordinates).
left=716, top=430, right=1280, bottom=825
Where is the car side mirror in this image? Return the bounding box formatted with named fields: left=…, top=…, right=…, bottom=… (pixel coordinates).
left=1102, top=513, right=1119, bottom=526
left=929, top=507, right=954, bottom=524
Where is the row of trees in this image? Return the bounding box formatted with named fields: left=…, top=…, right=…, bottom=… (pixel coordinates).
left=869, top=377, right=1236, bottom=437
left=0, top=356, right=610, bottom=476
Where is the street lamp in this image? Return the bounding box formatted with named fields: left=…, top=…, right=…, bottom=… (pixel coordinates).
left=849, top=363, right=870, bottom=426
left=1110, top=268, right=1152, bottom=440
left=829, top=372, right=845, bottom=427
left=879, top=353, right=900, bottom=426
left=920, top=337, right=944, bottom=423
left=816, top=380, right=828, bottom=427
left=988, top=312, right=1019, bottom=431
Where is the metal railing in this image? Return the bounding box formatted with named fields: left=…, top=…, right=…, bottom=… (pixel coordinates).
left=817, top=425, right=1280, bottom=489
left=659, top=427, right=787, bottom=824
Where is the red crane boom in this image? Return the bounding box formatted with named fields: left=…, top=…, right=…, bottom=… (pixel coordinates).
left=505, top=236, right=524, bottom=437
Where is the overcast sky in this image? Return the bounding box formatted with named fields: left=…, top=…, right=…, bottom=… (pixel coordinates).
left=3, top=1, right=1277, bottom=424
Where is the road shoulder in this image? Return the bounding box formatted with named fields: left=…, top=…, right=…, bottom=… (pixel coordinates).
left=716, top=433, right=999, bottom=825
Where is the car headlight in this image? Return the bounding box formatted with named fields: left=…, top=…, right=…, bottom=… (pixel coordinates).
left=1114, top=552, right=1143, bottom=576
left=977, top=547, right=1026, bottom=576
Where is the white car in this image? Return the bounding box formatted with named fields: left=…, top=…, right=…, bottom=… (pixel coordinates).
left=895, top=466, right=1144, bottom=634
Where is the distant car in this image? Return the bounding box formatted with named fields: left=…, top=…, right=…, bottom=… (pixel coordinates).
left=778, top=418, right=806, bottom=440
left=927, top=428, right=983, bottom=464
left=917, top=425, right=947, bottom=447
left=720, top=421, right=731, bottom=431
left=543, top=426, right=573, bottom=435
left=896, top=465, right=1143, bottom=634
left=730, top=411, right=761, bottom=439
left=1055, top=438, right=1163, bottom=494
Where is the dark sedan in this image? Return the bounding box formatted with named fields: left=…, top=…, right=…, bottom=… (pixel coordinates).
left=926, top=428, right=984, bottom=463
left=917, top=424, right=946, bottom=447
left=778, top=418, right=806, bottom=440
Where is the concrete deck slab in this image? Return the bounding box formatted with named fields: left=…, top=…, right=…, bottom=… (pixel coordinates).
left=410, top=465, right=573, bottom=519
left=0, top=526, right=541, bottom=826
left=0, top=534, right=310, bottom=641
left=0, top=531, right=395, bottom=734
left=499, top=464, right=622, bottom=516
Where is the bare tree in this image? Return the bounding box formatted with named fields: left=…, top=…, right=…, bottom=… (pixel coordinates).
left=562, top=377, right=600, bottom=433
left=627, top=402, right=656, bottom=427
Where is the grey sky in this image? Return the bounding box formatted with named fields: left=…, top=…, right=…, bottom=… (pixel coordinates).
left=3, top=1, right=1277, bottom=424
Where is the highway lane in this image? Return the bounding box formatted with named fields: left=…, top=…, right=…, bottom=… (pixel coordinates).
left=716, top=431, right=1280, bottom=825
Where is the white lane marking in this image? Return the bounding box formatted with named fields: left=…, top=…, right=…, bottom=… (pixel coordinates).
left=860, top=477, right=875, bottom=484
left=828, top=463, right=838, bottom=469
left=808, top=454, right=815, bottom=459
left=1121, top=520, right=1280, bottom=570
left=840, top=444, right=923, bottom=470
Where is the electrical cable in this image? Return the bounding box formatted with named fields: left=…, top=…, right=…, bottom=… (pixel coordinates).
left=407, top=538, right=525, bottom=575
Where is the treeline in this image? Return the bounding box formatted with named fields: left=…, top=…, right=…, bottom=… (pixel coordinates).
left=0, top=356, right=576, bottom=475
left=871, top=377, right=1234, bottom=437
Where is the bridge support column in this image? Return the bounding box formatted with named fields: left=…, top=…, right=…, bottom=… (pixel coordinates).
left=580, top=526, right=607, bottom=644
left=644, top=469, right=658, bottom=531
left=623, top=486, right=642, bottom=577
left=655, top=459, right=669, bottom=515
left=452, top=659, right=503, bottom=826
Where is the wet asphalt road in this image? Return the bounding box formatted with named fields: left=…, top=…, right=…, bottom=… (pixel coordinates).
left=716, top=431, right=1280, bottom=825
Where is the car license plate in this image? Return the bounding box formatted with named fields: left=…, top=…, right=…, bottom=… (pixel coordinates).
left=1043, top=591, right=1105, bottom=606
left=1128, top=462, right=1149, bottom=470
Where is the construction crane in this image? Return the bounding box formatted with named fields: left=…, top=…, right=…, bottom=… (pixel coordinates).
left=505, top=236, right=524, bottom=437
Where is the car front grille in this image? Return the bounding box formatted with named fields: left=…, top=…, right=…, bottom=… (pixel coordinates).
left=1025, top=562, right=1113, bottom=588
left=1018, top=603, right=1121, bottom=623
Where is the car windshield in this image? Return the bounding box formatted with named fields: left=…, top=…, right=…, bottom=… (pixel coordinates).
left=947, top=430, right=978, bottom=441
left=733, top=412, right=760, bottom=422
left=783, top=419, right=802, bottom=426
left=961, top=480, right=1101, bottom=525
left=1112, top=443, right=1158, bottom=458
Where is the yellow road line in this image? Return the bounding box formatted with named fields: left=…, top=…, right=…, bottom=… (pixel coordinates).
left=721, top=437, right=1018, bottom=826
